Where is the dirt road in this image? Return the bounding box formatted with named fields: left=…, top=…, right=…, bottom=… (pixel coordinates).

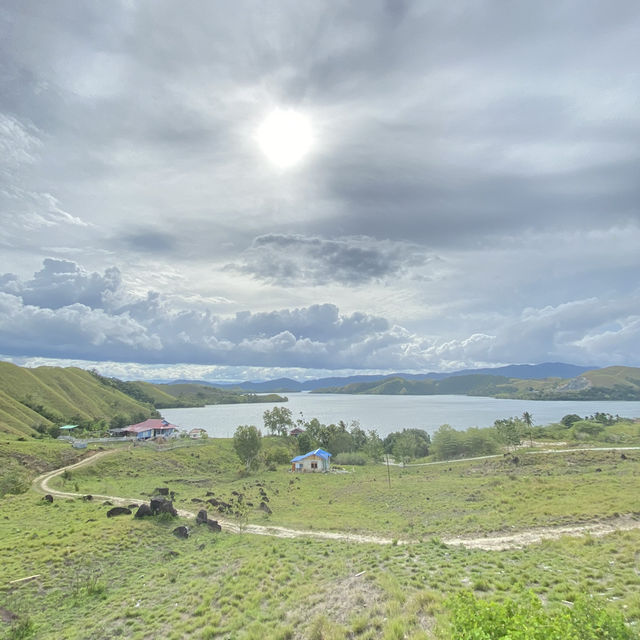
left=32, top=449, right=640, bottom=551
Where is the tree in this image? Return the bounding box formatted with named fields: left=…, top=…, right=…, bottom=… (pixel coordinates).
left=522, top=411, right=534, bottom=447
left=233, top=425, right=262, bottom=471
left=392, top=431, right=421, bottom=465
left=263, top=407, right=293, bottom=436
left=365, top=429, right=384, bottom=462
left=494, top=417, right=521, bottom=451
left=431, top=424, right=463, bottom=460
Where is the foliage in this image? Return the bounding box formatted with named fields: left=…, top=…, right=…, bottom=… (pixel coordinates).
left=445, top=590, right=635, bottom=639
left=431, top=424, right=499, bottom=460
left=333, top=452, right=368, bottom=465
left=384, top=428, right=431, bottom=460
left=233, top=425, right=262, bottom=471
left=263, top=406, right=294, bottom=436
left=494, top=417, right=522, bottom=449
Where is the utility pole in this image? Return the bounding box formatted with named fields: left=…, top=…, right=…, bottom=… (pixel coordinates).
left=386, top=453, right=391, bottom=489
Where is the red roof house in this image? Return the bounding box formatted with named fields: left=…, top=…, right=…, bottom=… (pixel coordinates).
left=123, top=419, right=178, bottom=440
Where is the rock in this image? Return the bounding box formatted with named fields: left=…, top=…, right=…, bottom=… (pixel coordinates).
left=43, top=494, right=53, bottom=503
left=135, top=504, right=154, bottom=518
left=196, top=509, right=208, bottom=525
left=82, top=494, right=93, bottom=501
left=197, top=543, right=206, bottom=551
left=107, top=507, right=132, bottom=518
left=259, top=501, right=272, bottom=515
left=207, top=497, right=220, bottom=507
left=621, top=453, right=628, bottom=460
left=206, top=520, right=222, bottom=532
left=191, top=498, right=203, bottom=503
left=595, top=468, right=602, bottom=472
left=154, top=487, right=169, bottom=496
left=205, top=491, right=215, bottom=496
left=150, top=497, right=177, bottom=516
left=172, top=525, right=189, bottom=539
left=102, top=500, right=113, bottom=506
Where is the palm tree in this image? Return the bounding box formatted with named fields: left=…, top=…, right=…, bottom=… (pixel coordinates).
left=522, top=411, right=534, bottom=448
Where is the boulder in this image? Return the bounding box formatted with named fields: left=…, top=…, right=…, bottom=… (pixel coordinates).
left=172, top=525, right=189, bottom=539
left=102, top=500, right=113, bottom=506
left=82, top=494, right=93, bottom=501
left=134, top=503, right=154, bottom=518
left=154, top=487, right=169, bottom=496
left=150, top=497, right=177, bottom=516
left=128, top=504, right=139, bottom=509
left=107, top=507, right=132, bottom=518
left=206, top=520, right=222, bottom=532
left=196, top=509, right=208, bottom=525
left=191, top=498, right=203, bottom=503
left=43, top=494, right=53, bottom=503
left=259, top=501, right=272, bottom=515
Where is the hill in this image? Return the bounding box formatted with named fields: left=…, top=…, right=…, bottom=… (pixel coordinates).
left=0, top=364, right=288, bottom=437
left=0, top=362, right=157, bottom=436
left=314, top=366, right=640, bottom=401
left=172, top=362, right=595, bottom=392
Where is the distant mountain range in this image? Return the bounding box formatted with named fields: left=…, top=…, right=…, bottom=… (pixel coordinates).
left=312, top=366, right=640, bottom=401
left=169, top=362, right=596, bottom=392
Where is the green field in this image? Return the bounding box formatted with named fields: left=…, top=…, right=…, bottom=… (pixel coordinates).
left=2, top=437, right=640, bottom=639
left=45, top=439, right=640, bottom=539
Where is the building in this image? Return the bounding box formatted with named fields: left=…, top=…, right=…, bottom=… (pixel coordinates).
left=290, top=448, right=331, bottom=472
left=189, top=428, right=207, bottom=439
left=289, top=427, right=306, bottom=436
left=121, top=418, right=178, bottom=440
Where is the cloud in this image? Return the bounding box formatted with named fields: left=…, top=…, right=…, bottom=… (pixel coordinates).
left=0, top=259, right=122, bottom=310
left=228, top=234, right=428, bottom=285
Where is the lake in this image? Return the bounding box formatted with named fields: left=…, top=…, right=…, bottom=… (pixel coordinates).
left=161, top=393, right=640, bottom=439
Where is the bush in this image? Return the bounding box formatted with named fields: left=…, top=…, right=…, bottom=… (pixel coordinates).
left=445, top=590, right=635, bottom=640
left=334, top=452, right=368, bottom=465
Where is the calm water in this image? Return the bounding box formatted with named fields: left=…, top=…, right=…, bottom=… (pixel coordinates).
left=161, top=393, right=640, bottom=439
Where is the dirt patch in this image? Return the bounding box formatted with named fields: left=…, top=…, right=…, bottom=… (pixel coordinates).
left=291, top=572, right=382, bottom=638
left=0, top=607, right=18, bottom=624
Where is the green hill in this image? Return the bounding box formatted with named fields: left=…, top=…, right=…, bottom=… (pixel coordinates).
left=0, top=362, right=157, bottom=436
left=315, top=366, right=640, bottom=401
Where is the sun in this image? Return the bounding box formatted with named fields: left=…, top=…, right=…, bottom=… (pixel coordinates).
left=256, top=108, right=313, bottom=168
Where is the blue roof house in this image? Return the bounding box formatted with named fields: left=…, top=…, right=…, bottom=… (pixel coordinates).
left=290, top=448, right=331, bottom=473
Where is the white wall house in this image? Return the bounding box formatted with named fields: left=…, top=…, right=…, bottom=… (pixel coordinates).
left=290, top=448, right=331, bottom=472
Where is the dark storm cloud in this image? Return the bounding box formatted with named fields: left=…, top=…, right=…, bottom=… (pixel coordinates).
left=228, top=234, right=428, bottom=285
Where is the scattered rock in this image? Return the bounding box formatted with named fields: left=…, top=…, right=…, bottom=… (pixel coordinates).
left=621, top=453, right=628, bottom=460
left=166, top=550, right=180, bottom=558
left=102, top=500, right=113, bottom=506
left=43, top=494, right=53, bottom=503
left=595, top=468, right=602, bottom=472
left=134, top=504, right=154, bottom=518
left=205, top=491, right=215, bottom=496
left=206, top=520, right=222, bottom=532
left=154, top=487, right=169, bottom=496
left=150, top=497, right=178, bottom=516
left=128, top=503, right=139, bottom=509
left=172, top=526, right=189, bottom=539
left=107, top=507, right=132, bottom=518
left=196, top=509, right=208, bottom=525
left=82, top=494, right=93, bottom=501
left=191, top=498, right=203, bottom=503
left=259, top=501, right=272, bottom=515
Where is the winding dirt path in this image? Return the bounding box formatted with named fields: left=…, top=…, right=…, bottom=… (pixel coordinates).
left=32, top=449, right=640, bottom=551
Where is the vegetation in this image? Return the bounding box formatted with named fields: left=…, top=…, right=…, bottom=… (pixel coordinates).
left=233, top=425, right=262, bottom=471
left=314, top=365, right=640, bottom=401
left=2, top=435, right=640, bottom=639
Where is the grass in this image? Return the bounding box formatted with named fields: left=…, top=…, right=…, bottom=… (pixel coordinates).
left=47, top=439, right=640, bottom=538
left=3, top=437, right=640, bottom=638
left=2, top=490, right=640, bottom=638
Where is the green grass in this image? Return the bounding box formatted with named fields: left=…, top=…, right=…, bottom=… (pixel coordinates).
left=2, top=490, right=639, bottom=639
left=49, top=440, right=640, bottom=538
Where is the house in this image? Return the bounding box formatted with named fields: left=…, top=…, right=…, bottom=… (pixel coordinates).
left=189, top=428, right=207, bottom=439
left=289, top=427, right=306, bottom=437
left=122, top=418, right=178, bottom=440
left=290, top=448, right=331, bottom=472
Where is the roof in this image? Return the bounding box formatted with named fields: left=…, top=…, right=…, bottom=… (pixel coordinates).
left=60, top=424, right=78, bottom=430
left=124, top=418, right=178, bottom=434
left=291, top=448, right=332, bottom=463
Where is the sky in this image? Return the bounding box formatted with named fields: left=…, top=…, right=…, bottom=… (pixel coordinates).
left=1, top=1, right=639, bottom=382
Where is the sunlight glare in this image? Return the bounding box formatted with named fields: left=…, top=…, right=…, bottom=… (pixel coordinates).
left=256, top=108, right=313, bottom=168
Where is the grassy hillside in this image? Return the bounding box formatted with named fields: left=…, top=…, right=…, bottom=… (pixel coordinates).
left=316, top=366, right=640, bottom=401
left=0, top=362, right=156, bottom=437
left=3, top=439, right=639, bottom=638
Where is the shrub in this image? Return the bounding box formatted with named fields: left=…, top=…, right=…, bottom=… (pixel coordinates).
left=334, top=452, right=367, bottom=465
left=444, top=590, right=635, bottom=639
